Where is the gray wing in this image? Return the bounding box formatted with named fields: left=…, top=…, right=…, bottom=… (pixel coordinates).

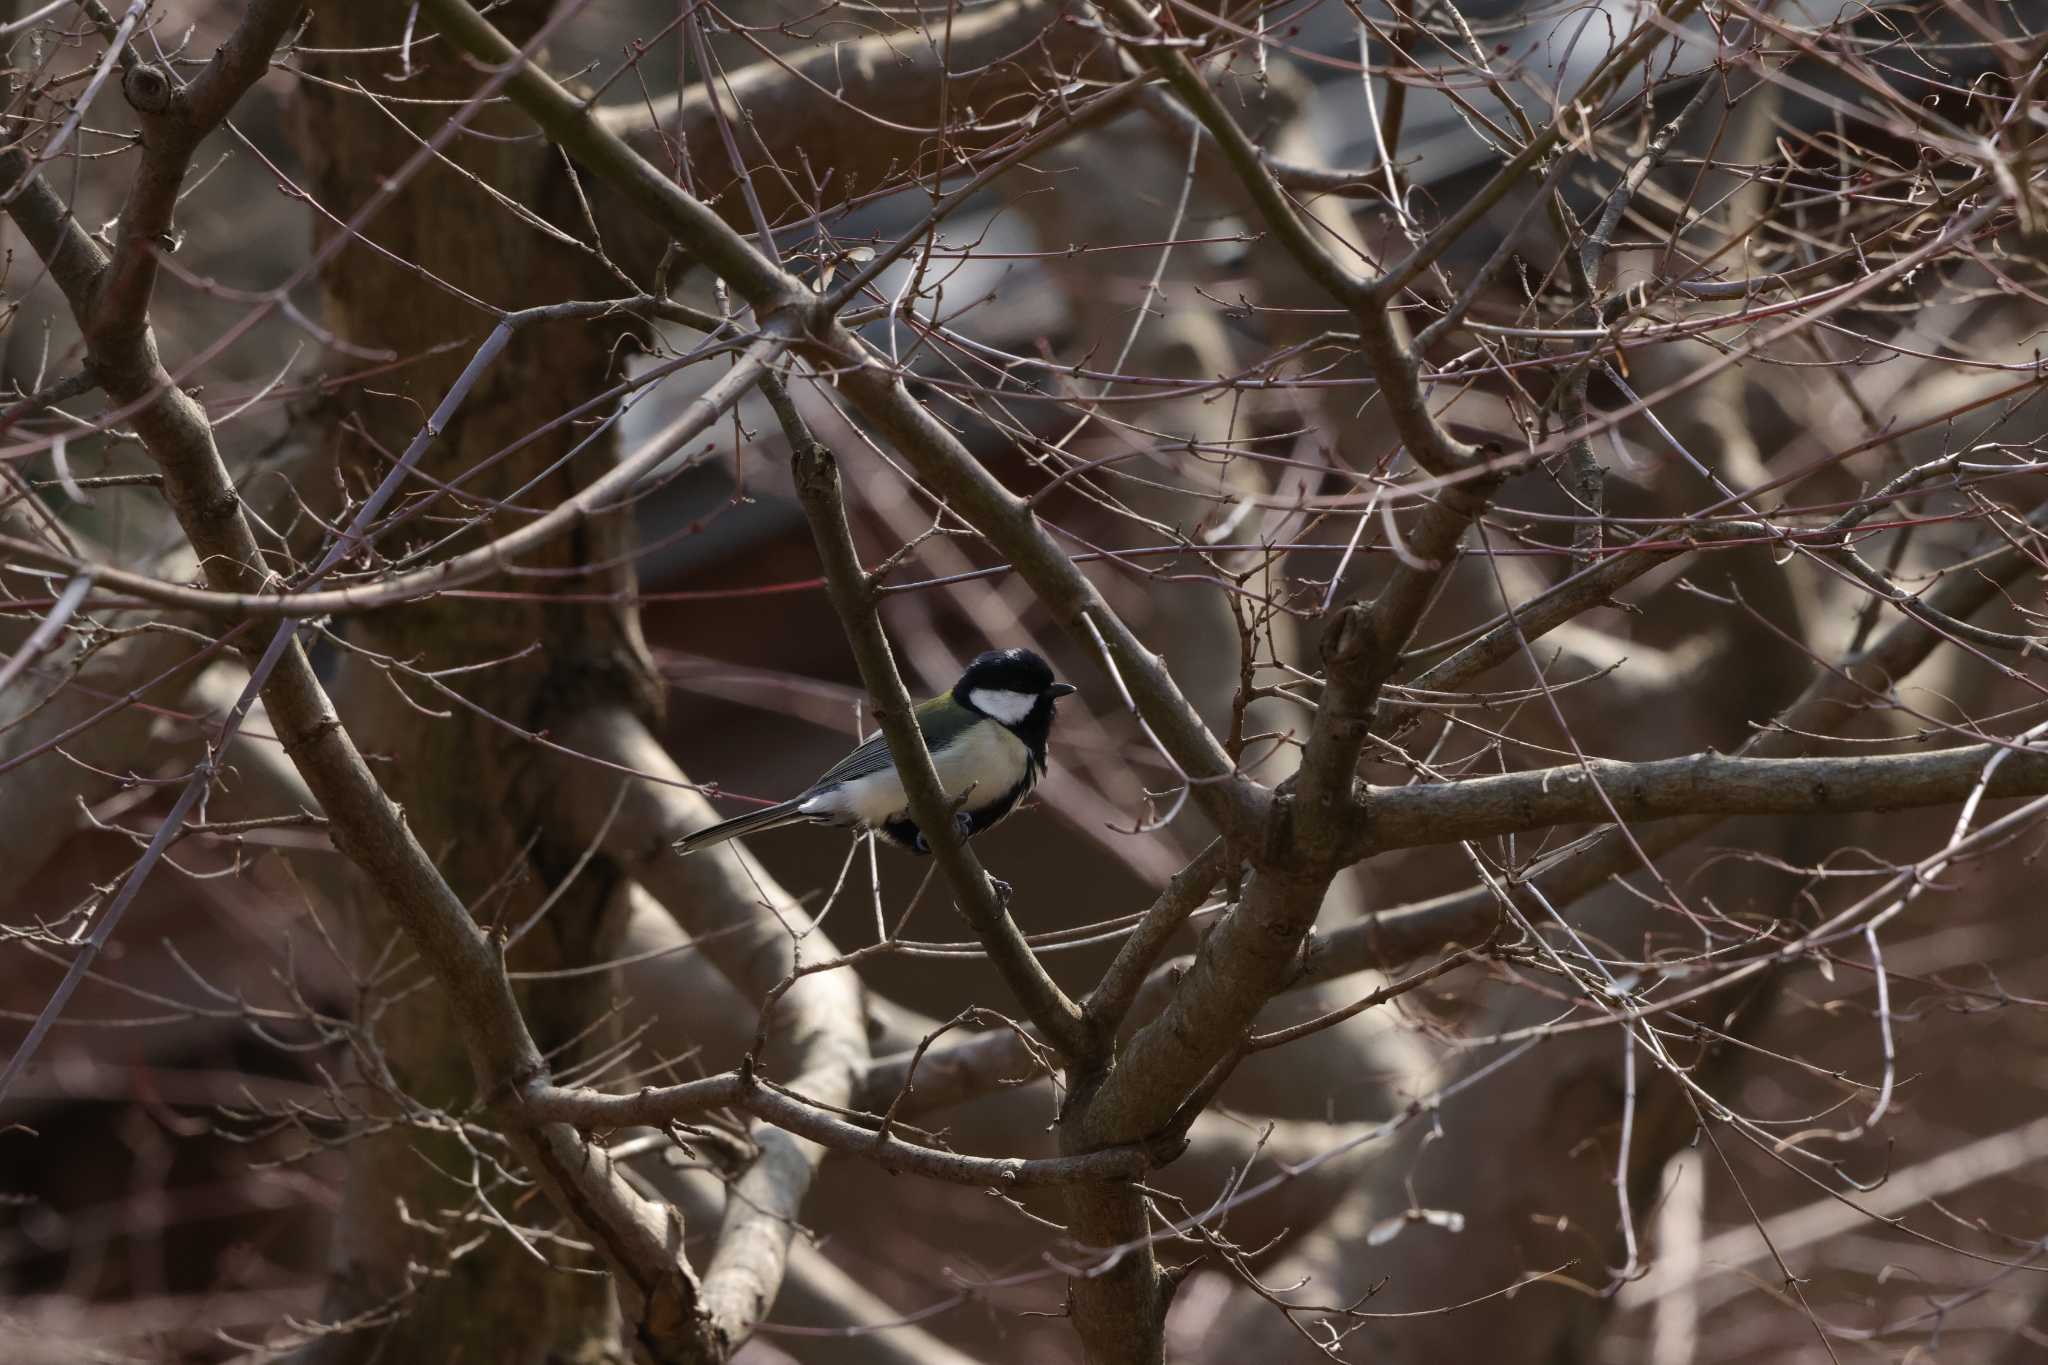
left=810, top=730, right=895, bottom=791
left=807, top=698, right=979, bottom=793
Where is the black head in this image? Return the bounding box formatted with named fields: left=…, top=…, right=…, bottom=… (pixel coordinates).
left=952, top=648, right=1076, bottom=755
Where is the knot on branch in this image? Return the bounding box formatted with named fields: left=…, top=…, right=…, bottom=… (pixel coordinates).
left=761, top=289, right=831, bottom=343
left=1260, top=792, right=1297, bottom=866
left=505, top=1062, right=551, bottom=1107
left=1435, top=442, right=1511, bottom=506
left=1319, top=603, right=1391, bottom=704
left=1145, top=1132, right=1192, bottom=1168
left=787, top=435, right=836, bottom=494
left=122, top=64, right=178, bottom=117
left=1320, top=602, right=1379, bottom=673
left=1157, top=1258, right=1200, bottom=1323
left=278, top=715, right=342, bottom=758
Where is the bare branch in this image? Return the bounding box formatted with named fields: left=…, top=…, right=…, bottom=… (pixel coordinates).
left=772, top=372, right=1093, bottom=1057
left=1356, top=744, right=2048, bottom=853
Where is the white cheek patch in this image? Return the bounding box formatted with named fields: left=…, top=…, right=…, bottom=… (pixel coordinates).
left=967, top=688, right=1037, bottom=726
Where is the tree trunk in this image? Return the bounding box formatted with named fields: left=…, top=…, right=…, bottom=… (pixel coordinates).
left=290, top=5, right=658, bottom=1359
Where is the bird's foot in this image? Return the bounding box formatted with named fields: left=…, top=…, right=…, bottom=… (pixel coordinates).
left=989, top=876, right=1012, bottom=907
left=911, top=811, right=977, bottom=856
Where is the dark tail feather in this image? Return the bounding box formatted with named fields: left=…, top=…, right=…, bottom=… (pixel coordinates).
left=673, top=798, right=810, bottom=857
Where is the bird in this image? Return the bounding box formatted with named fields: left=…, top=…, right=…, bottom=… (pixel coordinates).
left=673, top=648, right=1077, bottom=859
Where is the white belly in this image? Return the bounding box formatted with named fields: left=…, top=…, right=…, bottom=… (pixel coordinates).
left=800, top=724, right=1033, bottom=828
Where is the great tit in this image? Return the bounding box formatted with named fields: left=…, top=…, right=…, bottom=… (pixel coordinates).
left=674, top=648, right=1078, bottom=857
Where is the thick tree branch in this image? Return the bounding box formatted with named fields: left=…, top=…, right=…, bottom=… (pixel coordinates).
left=1083, top=837, right=1228, bottom=1036
left=1297, top=468, right=1507, bottom=853
left=547, top=705, right=868, bottom=1351
left=1357, top=744, right=2048, bottom=852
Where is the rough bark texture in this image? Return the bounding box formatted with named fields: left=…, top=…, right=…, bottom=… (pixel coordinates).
left=290, top=5, right=657, bottom=1358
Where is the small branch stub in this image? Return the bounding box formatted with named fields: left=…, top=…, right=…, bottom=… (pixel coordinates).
left=1322, top=601, right=1379, bottom=674
left=122, top=63, right=177, bottom=116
